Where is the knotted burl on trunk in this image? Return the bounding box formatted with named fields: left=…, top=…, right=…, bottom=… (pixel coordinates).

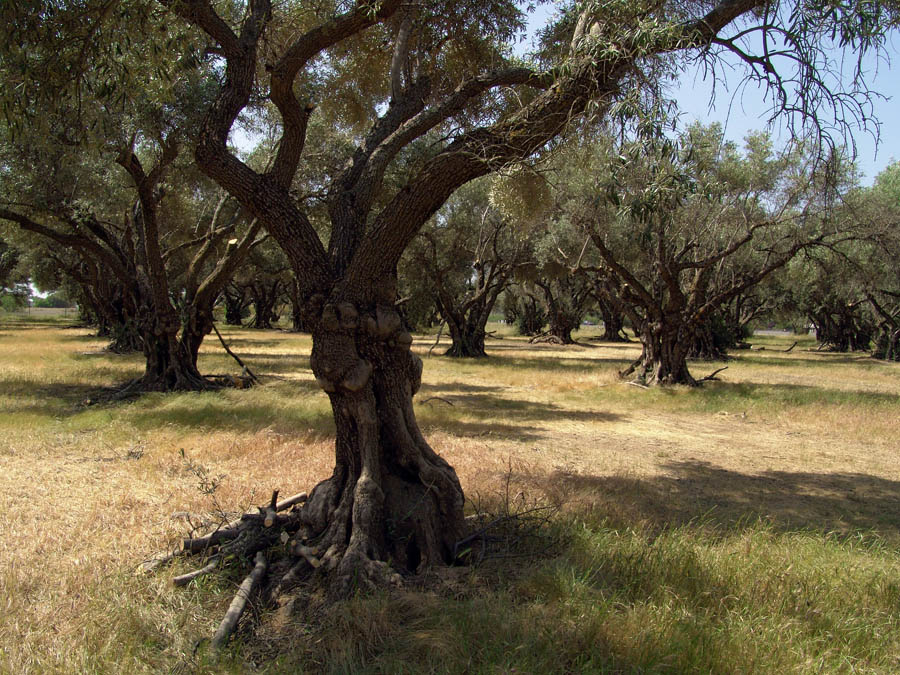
left=299, top=296, right=466, bottom=591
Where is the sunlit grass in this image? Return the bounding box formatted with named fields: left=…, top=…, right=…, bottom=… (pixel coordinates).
left=1, top=317, right=899, bottom=672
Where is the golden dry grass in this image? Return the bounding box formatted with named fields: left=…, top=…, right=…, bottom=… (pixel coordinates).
left=0, top=320, right=898, bottom=672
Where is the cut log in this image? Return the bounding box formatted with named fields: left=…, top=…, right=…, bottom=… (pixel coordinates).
left=173, top=557, right=220, bottom=587
left=211, top=551, right=268, bottom=652
left=182, top=528, right=240, bottom=554
left=263, top=489, right=279, bottom=527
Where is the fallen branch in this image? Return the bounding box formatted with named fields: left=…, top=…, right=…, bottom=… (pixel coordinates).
left=211, top=323, right=259, bottom=383
left=698, top=366, right=728, bottom=382
left=141, top=491, right=309, bottom=573
left=270, top=558, right=309, bottom=599
left=428, top=321, right=446, bottom=356
left=263, top=490, right=279, bottom=527
left=419, top=396, right=454, bottom=406
left=783, top=341, right=798, bottom=353
left=529, top=331, right=565, bottom=345
left=626, top=380, right=649, bottom=389
left=182, top=528, right=241, bottom=554
left=618, top=356, right=641, bottom=378
left=211, top=551, right=267, bottom=652
left=291, top=541, right=322, bottom=569
left=173, top=557, right=220, bottom=587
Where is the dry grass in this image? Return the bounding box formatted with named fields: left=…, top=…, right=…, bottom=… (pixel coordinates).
left=0, top=319, right=898, bottom=672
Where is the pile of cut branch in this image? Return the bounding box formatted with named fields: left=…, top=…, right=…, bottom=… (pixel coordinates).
left=143, top=485, right=559, bottom=653
left=142, top=490, right=309, bottom=652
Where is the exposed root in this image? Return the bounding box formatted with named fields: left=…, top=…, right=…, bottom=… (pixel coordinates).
left=151, top=481, right=561, bottom=652
left=528, top=331, right=565, bottom=345
left=83, top=371, right=254, bottom=405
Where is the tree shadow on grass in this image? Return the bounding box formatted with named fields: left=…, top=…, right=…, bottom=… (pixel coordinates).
left=734, top=352, right=887, bottom=368
left=126, top=397, right=336, bottom=435
left=693, top=380, right=900, bottom=408
left=201, top=351, right=310, bottom=377
left=418, top=381, right=506, bottom=394
left=53, top=331, right=108, bottom=344
left=0, top=380, right=105, bottom=418
left=445, top=354, right=635, bottom=371
left=527, top=460, right=900, bottom=540
left=417, top=388, right=622, bottom=442
left=208, top=337, right=293, bottom=350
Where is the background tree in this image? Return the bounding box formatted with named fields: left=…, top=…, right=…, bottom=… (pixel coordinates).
left=405, top=180, right=528, bottom=357
left=0, top=135, right=264, bottom=388
left=571, top=124, right=856, bottom=385
left=0, top=237, right=29, bottom=311
left=501, top=285, right=548, bottom=336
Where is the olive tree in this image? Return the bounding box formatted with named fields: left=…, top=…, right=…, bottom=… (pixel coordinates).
left=8, top=0, right=897, bottom=586
left=574, top=125, right=856, bottom=385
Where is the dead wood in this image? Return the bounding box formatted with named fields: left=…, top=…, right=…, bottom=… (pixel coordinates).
left=698, top=366, right=728, bottom=382
left=173, top=557, right=220, bottom=587
left=211, top=323, right=260, bottom=383
left=263, top=489, right=279, bottom=527
left=142, top=491, right=309, bottom=574
left=619, top=356, right=641, bottom=378
left=528, top=331, right=564, bottom=345
left=211, top=551, right=267, bottom=652
left=419, top=396, right=454, bottom=406
left=183, top=528, right=241, bottom=554
left=428, top=321, right=446, bottom=356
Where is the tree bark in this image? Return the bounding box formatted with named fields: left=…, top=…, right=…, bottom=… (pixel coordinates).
left=598, top=300, right=628, bottom=342
left=633, top=319, right=697, bottom=386
left=249, top=279, right=281, bottom=329
left=444, top=313, right=487, bottom=358
left=139, top=324, right=210, bottom=391
left=688, top=316, right=731, bottom=360
left=300, top=296, right=466, bottom=587
left=547, top=309, right=579, bottom=344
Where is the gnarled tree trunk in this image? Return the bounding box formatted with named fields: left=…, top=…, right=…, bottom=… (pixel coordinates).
left=300, top=295, right=466, bottom=587
left=249, top=279, right=282, bottom=329
left=631, top=319, right=696, bottom=386
left=444, top=315, right=487, bottom=357
left=139, top=324, right=210, bottom=392
left=547, top=309, right=579, bottom=344
left=223, top=285, right=249, bottom=326
left=598, top=300, right=628, bottom=342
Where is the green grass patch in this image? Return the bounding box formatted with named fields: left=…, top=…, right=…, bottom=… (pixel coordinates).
left=1, top=322, right=899, bottom=673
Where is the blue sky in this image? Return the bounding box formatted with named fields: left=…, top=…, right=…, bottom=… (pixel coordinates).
left=523, top=5, right=900, bottom=186
left=670, top=41, right=900, bottom=185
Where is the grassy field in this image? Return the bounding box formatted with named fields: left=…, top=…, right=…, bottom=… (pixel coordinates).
left=1, top=315, right=898, bottom=673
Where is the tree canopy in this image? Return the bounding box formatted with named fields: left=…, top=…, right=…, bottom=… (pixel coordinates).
left=3, top=0, right=899, bottom=597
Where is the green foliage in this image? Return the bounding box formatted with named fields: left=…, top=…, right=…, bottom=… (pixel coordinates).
left=33, top=292, right=73, bottom=309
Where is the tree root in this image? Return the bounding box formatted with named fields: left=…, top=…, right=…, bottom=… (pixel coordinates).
left=147, top=486, right=560, bottom=652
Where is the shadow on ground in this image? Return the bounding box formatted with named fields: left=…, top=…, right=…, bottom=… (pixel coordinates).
left=526, top=459, right=900, bottom=540
left=693, top=380, right=900, bottom=408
